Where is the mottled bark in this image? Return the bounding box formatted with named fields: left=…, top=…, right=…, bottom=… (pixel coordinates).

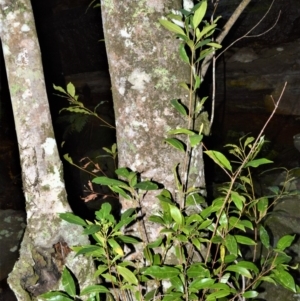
left=101, top=0, right=205, bottom=242
left=0, top=1, right=94, bottom=300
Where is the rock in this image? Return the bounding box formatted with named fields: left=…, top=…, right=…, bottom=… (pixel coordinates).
left=0, top=210, right=26, bottom=281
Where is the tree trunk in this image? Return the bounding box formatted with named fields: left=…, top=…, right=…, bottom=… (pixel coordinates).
left=0, top=1, right=95, bottom=300
left=101, top=0, right=206, bottom=242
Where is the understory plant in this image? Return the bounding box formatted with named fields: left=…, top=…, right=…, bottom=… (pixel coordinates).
left=41, top=1, right=299, bottom=301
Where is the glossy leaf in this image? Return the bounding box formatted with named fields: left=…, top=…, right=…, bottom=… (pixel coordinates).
left=192, top=0, right=207, bottom=29
left=225, top=234, right=238, bottom=256
left=168, top=128, right=195, bottom=135
left=276, top=234, right=295, bottom=251
left=244, top=158, right=273, bottom=168
left=273, top=269, right=296, bottom=292
left=115, top=167, right=130, bottom=178
left=117, top=235, right=140, bottom=244
left=170, top=99, right=188, bottom=116
left=169, top=204, right=183, bottom=226
left=206, top=289, right=231, bottom=301
left=235, top=235, right=256, bottom=246
left=109, top=185, right=131, bottom=199
left=117, top=266, right=138, bottom=285
left=187, top=263, right=209, bottom=278
left=179, top=43, right=190, bottom=64
left=80, top=284, right=110, bottom=295
left=59, top=213, right=86, bottom=226
left=237, top=261, right=259, bottom=274
left=66, top=82, right=76, bottom=97
left=143, top=266, right=180, bottom=279
left=204, top=150, right=232, bottom=171
left=108, top=238, right=124, bottom=256
left=134, top=181, right=158, bottom=191
left=259, top=224, right=270, bottom=249
left=189, top=278, right=215, bottom=290
left=242, top=291, right=258, bottom=298
left=225, top=265, right=252, bottom=278
left=189, top=134, right=203, bottom=147
left=165, top=138, right=185, bottom=152
left=53, top=84, right=67, bottom=94
left=92, top=176, right=128, bottom=187
left=159, top=19, right=186, bottom=36
left=231, top=191, right=245, bottom=212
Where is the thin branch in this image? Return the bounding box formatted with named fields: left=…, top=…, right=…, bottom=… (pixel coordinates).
left=201, top=0, right=252, bottom=79
left=216, top=0, right=279, bottom=60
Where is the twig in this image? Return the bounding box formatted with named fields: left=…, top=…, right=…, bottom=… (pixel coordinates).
left=216, top=0, right=280, bottom=60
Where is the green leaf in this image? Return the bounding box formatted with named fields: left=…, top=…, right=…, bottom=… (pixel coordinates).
left=170, top=276, right=184, bottom=293
left=159, top=19, right=186, bottom=36
left=193, top=74, right=201, bottom=91
left=272, top=268, right=296, bottom=292
left=117, top=266, right=138, bottom=285
left=234, top=235, right=256, bottom=246
left=80, top=284, right=110, bottom=295
left=168, top=128, right=195, bottom=135
left=225, top=265, right=252, bottom=278
left=206, top=289, right=231, bottom=301
left=199, top=219, right=213, bottom=230
left=189, top=134, right=203, bottom=147
left=63, top=153, right=73, bottom=164
left=170, top=99, right=188, bottom=116
left=189, top=278, right=215, bottom=290
left=230, top=191, right=245, bottom=212
left=143, top=266, right=180, bottom=279
left=165, top=138, right=185, bottom=152
left=179, top=43, right=190, bottom=64
left=187, top=263, right=209, bottom=278
left=128, top=172, right=137, bottom=187
left=195, top=23, right=217, bottom=41
left=83, top=224, right=102, bottom=235
left=117, top=235, right=140, bottom=244
left=224, top=234, right=238, bottom=256
left=134, top=181, right=158, bottom=191
left=59, top=213, right=86, bottom=226
left=257, top=197, right=268, bottom=217
left=108, top=238, right=124, bottom=256
left=92, top=176, right=128, bottom=188
left=179, top=82, right=190, bottom=91
left=53, top=84, right=67, bottom=95
left=204, top=150, right=232, bottom=171
left=121, top=208, right=136, bottom=220
left=66, top=82, right=76, bottom=97
left=242, top=291, right=258, bottom=298
left=39, top=291, right=73, bottom=301
left=73, top=245, right=105, bottom=257
left=237, top=261, right=259, bottom=274
left=244, top=136, right=255, bottom=148
left=229, top=217, right=245, bottom=231
left=207, top=42, right=222, bottom=49
left=147, top=237, right=163, bottom=248
left=192, top=0, right=207, bottom=29
left=259, top=224, right=270, bottom=249
left=169, top=204, right=183, bottom=226
left=109, top=185, right=131, bottom=199
left=244, top=158, right=273, bottom=168
left=276, top=235, right=295, bottom=251
left=115, top=167, right=130, bottom=178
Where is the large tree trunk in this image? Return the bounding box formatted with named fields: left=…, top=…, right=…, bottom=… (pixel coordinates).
left=101, top=0, right=206, bottom=241
left=0, top=1, right=95, bottom=300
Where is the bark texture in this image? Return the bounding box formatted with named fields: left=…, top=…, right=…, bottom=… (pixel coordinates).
left=0, top=1, right=94, bottom=300
left=101, top=0, right=206, bottom=242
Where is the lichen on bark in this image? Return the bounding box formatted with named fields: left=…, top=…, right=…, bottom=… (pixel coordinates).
left=101, top=0, right=206, bottom=242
